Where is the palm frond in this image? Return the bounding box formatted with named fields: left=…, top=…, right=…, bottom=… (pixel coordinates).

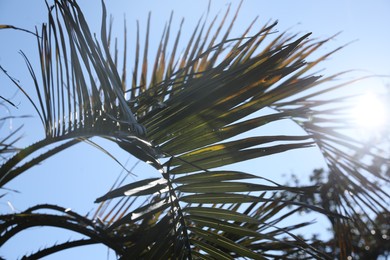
left=0, top=0, right=388, bottom=259
left=0, top=204, right=125, bottom=255
left=0, top=0, right=160, bottom=186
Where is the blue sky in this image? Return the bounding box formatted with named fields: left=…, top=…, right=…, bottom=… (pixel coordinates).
left=1, top=0, right=390, bottom=259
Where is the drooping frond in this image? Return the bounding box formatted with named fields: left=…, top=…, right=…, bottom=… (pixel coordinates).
left=0, top=204, right=125, bottom=257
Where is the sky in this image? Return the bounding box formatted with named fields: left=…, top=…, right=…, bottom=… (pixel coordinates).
left=0, top=0, right=390, bottom=259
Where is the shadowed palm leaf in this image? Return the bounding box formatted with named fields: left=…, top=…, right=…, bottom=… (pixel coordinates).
left=0, top=0, right=388, bottom=259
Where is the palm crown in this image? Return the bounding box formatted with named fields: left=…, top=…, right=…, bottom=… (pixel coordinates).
left=0, top=0, right=389, bottom=259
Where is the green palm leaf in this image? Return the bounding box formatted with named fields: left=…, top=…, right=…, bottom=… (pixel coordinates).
left=0, top=0, right=388, bottom=259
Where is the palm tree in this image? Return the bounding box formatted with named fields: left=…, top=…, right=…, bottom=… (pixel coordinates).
left=283, top=165, right=390, bottom=259
left=0, top=0, right=389, bottom=259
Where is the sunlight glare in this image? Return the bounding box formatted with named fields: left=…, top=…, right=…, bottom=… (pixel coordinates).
left=353, top=92, right=387, bottom=130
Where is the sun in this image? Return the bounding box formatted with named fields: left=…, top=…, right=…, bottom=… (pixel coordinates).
left=352, top=92, right=388, bottom=131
